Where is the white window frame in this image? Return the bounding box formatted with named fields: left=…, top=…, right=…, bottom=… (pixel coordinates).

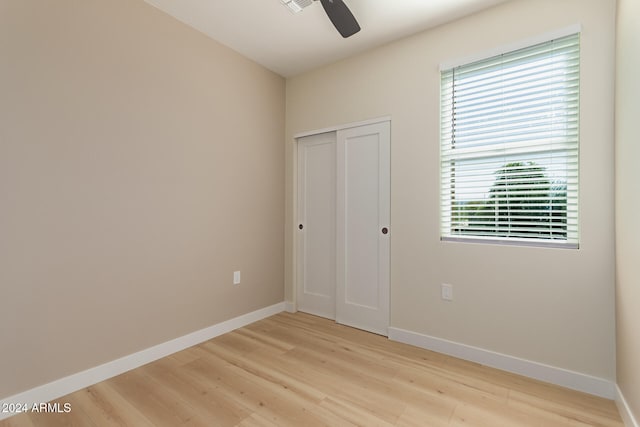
left=439, top=28, right=580, bottom=249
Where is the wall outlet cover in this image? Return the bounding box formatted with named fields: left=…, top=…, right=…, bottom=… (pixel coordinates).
left=441, top=283, right=453, bottom=301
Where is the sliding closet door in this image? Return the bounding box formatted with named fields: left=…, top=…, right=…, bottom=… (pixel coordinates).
left=336, top=121, right=390, bottom=336
left=296, top=132, right=337, bottom=319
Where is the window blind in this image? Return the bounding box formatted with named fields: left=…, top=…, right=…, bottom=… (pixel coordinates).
left=440, top=33, right=580, bottom=247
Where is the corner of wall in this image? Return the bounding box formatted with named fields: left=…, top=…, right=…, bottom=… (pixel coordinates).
left=616, top=385, right=640, bottom=427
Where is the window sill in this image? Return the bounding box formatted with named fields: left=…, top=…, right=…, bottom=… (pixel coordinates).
left=441, top=236, right=579, bottom=250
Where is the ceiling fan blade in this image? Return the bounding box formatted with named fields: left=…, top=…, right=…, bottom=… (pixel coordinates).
left=319, top=0, right=360, bottom=38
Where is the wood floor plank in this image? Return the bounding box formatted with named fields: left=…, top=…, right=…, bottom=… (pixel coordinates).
left=318, top=396, right=396, bottom=427
left=507, top=389, right=624, bottom=427
left=393, top=363, right=510, bottom=408
left=235, top=412, right=282, bottom=427
left=0, top=413, right=36, bottom=427
left=182, top=353, right=332, bottom=427
left=0, top=312, right=624, bottom=426
left=63, top=383, right=155, bottom=427
left=449, top=400, right=550, bottom=427
left=140, top=358, right=250, bottom=426
left=274, top=347, right=408, bottom=423
left=24, top=399, right=95, bottom=427
left=396, top=403, right=456, bottom=427
left=107, top=370, right=206, bottom=427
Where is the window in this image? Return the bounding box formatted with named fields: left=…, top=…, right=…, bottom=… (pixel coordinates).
left=440, top=33, right=580, bottom=248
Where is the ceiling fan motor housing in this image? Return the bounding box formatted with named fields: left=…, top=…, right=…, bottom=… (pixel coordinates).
left=281, top=0, right=360, bottom=38
left=281, top=0, right=314, bottom=13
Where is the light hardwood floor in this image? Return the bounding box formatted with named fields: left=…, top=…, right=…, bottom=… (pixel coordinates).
left=1, top=312, right=623, bottom=426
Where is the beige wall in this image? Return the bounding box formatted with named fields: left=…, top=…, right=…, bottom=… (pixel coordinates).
left=0, top=0, right=284, bottom=398
left=286, top=0, right=616, bottom=380
left=615, top=0, right=640, bottom=418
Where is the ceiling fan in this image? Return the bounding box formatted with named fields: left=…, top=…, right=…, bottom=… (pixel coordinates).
left=281, top=0, right=361, bottom=38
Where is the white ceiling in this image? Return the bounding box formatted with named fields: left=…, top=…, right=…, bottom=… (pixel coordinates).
left=144, top=0, right=509, bottom=77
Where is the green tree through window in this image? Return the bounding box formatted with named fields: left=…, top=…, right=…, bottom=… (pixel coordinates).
left=453, top=162, right=567, bottom=239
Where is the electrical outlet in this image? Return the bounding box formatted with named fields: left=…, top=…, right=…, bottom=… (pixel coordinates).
left=441, top=283, right=453, bottom=301
left=233, top=271, right=241, bottom=285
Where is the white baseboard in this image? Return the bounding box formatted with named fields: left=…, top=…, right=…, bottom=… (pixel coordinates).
left=616, top=384, right=640, bottom=427
left=284, top=301, right=296, bottom=313
left=0, top=302, right=285, bottom=421
left=388, top=326, right=615, bottom=399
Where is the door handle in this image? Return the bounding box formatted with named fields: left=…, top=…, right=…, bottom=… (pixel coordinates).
left=299, top=224, right=304, bottom=230
left=381, top=227, right=389, bottom=235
